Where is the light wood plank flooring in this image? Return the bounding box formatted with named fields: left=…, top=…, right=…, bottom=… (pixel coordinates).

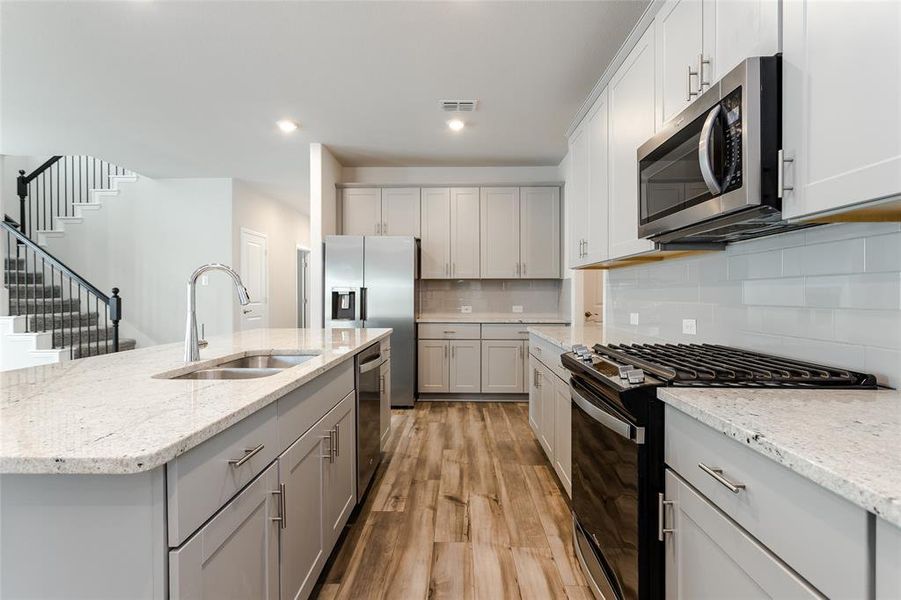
left=314, top=401, right=589, bottom=599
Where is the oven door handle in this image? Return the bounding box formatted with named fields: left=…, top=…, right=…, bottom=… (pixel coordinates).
left=570, top=382, right=645, bottom=445
left=698, top=104, right=723, bottom=196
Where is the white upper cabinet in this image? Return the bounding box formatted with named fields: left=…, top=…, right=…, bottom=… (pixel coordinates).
left=705, top=0, right=779, bottom=81
left=380, top=188, right=421, bottom=237
left=656, top=0, right=704, bottom=127
left=420, top=188, right=451, bottom=278
left=480, top=187, right=521, bottom=278
left=567, top=123, right=590, bottom=268
left=450, top=187, right=481, bottom=278
left=609, top=22, right=657, bottom=260
left=782, top=0, right=901, bottom=220
left=520, top=187, right=561, bottom=278
left=342, top=188, right=381, bottom=236
left=585, top=92, right=610, bottom=264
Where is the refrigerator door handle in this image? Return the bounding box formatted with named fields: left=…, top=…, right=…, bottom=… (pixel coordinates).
left=360, top=287, right=368, bottom=322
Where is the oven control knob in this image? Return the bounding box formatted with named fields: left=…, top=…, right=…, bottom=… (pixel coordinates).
left=626, top=369, right=646, bottom=384
left=617, top=365, right=633, bottom=379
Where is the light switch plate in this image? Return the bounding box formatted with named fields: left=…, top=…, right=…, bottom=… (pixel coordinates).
left=512, top=305, right=524, bottom=313
left=682, top=319, right=697, bottom=335
left=629, top=312, right=639, bottom=325
left=461, top=305, right=472, bottom=314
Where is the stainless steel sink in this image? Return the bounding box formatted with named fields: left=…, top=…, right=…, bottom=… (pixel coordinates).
left=169, top=353, right=319, bottom=380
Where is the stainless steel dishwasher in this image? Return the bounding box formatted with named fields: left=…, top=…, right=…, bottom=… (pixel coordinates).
left=355, top=343, right=384, bottom=501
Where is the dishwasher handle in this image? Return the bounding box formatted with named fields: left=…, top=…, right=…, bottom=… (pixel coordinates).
left=359, top=354, right=387, bottom=373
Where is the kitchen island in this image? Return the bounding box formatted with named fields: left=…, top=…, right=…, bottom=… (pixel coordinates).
left=1, top=327, right=391, bottom=600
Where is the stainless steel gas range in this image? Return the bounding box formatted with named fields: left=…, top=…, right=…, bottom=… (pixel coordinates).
left=561, top=343, right=878, bottom=600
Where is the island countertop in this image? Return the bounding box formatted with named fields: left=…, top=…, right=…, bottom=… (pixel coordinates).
left=659, top=387, right=901, bottom=527
left=0, top=328, right=390, bottom=475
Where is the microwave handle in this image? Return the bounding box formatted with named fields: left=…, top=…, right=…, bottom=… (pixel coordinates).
left=698, top=104, right=723, bottom=196
left=570, top=382, right=645, bottom=444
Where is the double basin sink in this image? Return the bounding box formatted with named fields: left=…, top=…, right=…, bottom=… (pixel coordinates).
left=172, top=353, right=319, bottom=380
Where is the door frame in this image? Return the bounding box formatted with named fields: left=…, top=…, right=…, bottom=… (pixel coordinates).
left=295, top=244, right=310, bottom=328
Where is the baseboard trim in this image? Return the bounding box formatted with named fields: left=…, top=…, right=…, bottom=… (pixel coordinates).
left=417, top=393, right=527, bottom=403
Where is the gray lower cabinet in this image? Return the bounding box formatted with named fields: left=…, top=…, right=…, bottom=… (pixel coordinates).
left=449, top=339, right=481, bottom=393
left=664, top=469, right=819, bottom=599
left=380, top=360, right=391, bottom=448
left=480, top=339, right=525, bottom=393
left=169, top=462, right=280, bottom=600
left=418, top=339, right=449, bottom=392
left=323, top=392, right=356, bottom=549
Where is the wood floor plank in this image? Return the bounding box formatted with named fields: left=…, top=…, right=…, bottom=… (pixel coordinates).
left=469, top=493, right=510, bottom=546
left=548, top=534, right=587, bottom=587
left=511, top=546, right=568, bottom=600
left=494, top=458, right=549, bottom=549
left=472, top=543, right=522, bottom=600
left=429, top=542, right=475, bottom=600
left=522, top=464, right=573, bottom=543
left=382, top=479, right=440, bottom=600
left=414, top=419, right=446, bottom=482
left=564, top=584, right=595, bottom=600
left=435, top=449, right=471, bottom=543
left=502, top=403, right=546, bottom=466
left=333, top=512, right=405, bottom=600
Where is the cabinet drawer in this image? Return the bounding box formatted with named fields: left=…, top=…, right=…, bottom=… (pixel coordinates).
left=529, top=335, right=568, bottom=381
left=167, top=401, right=278, bottom=547
left=665, top=405, right=869, bottom=599
left=480, top=324, right=532, bottom=340
left=418, top=323, right=480, bottom=339
left=277, top=360, right=354, bottom=449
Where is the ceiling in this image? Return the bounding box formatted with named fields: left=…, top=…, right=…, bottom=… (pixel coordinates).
left=1, top=1, right=649, bottom=211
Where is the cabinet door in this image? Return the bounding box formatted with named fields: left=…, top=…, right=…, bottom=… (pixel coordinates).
left=567, top=124, right=589, bottom=268
left=656, top=0, right=704, bottom=127
left=553, top=375, right=572, bottom=497
left=520, top=187, right=560, bottom=278
left=323, top=392, right=356, bottom=549
left=479, top=187, right=520, bottom=278
left=278, top=422, right=327, bottom=600
left=381, top=188, right=421, bottom=237
left=782, top=0, right=901, bottom=220
left=609, top=23, right=657, bottom=260
left=380, top=361, right=391, bottom=449
left=538, top=363, right=555, bottom=458
left=169, top=463, right=279, bottom=600
left=420, top=188, right=451, bottom=278
left=664, top=469, right=820, bottom=599
left=342, top=188, right=381, bottom=235
left=586, top=91, right=610, bottom=264
left=418, top=340, right=449, bottom=393
left=450, top=187, right=480, bottom=278
left=480, top=340, right=525, bottom=393
left=449, top=339, right=481, bottom=393
left=706, top=0, right=779, bottom=81
left=528, top=355, right=541, bottom=435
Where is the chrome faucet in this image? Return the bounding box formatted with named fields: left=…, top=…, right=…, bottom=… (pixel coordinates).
left=184, top=263, right=251, bottom=362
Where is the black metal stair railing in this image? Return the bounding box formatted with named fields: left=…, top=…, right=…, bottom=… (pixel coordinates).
left=16, top=155, right=133, bottom=239
left=2, top=216, right=122, bottom=359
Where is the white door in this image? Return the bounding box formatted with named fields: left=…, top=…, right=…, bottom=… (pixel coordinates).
left=450, top=187, right=480, bottom=278
left=705, top=0, right=779, bottom=81
left=609, top=22, right=657, bottom=260
left=296, top=247, right=309, bottom=328
left=240, top=228, right=269, bottom=330
left=553, top=376, right=572, bottom=497
left=480, top=187, right=521, bottom=278
left=322, top=393, right=356, bottom=549
left=449, top=339, right=481, bottom=393
left=656, top=0, right=704, bottom=127
left=664, top=469, right=820, bottom=599
left=520, top=187, right=560, bottom=278
left=420, top=188, right=451, bottom=279
left=381, top=188, right=421, bottom=237
left=342, top=188, right=381, bottom=235
left=417, top=340, right=449, bottom=393
left=586, top=91, right=611, bottom=264
left=169, top=463, right=279, bottom=600
left=480, top=340, right=524, bottom=393
left=568, top=123, right=590, bottom=268
left=782, top=0, right=901, bottom=220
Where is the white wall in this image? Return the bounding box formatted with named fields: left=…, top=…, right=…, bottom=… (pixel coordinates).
left=232, top=180, right=310, bottom=330
left=605, top=223, right=901, bottom=388
left=309, top=143, right=342, bottom=328
left=341, top=165, right=561, bottom=185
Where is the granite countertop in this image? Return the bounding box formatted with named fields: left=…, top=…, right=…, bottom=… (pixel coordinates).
left=417, top=314, right=570, bottom=324
left=659, top=387, right=901, bottom=527
left=0, top=328, right=391, bottom=475
left=527, top=323, right=607, bottom=349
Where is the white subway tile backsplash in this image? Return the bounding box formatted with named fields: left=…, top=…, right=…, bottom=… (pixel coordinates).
left=800, top=238, right=866, bottom=276
left=728, top=250, right=782, bottom=280
left=743, top=277, right=806, bottom=306
left=864, top=347, right=901, bottom=388
left=834, top=310, right=901, bottom=349
left=866, top=233, right=901, bottom=273
left=804, top=222, right=901, bottom=244
left=806, top=273, right=901, bottom=310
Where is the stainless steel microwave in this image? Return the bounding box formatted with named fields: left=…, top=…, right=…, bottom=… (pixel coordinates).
left=637, top=56, right=801, bottom=244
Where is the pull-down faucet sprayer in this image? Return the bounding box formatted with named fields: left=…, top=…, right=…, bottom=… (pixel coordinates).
left=184, top=263, right=251, bottom=362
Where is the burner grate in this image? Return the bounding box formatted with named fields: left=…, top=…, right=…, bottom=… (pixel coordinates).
left=592, top=343, right=878, bottom=388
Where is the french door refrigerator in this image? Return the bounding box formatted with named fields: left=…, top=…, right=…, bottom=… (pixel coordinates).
left=324, top=235, right=418, bottom=407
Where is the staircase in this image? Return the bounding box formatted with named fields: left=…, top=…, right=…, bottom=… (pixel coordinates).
left=1, top=156, right=136, bottom=370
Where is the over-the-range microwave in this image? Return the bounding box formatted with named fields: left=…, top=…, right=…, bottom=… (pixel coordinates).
left=637, top=55, right=809, bottom=244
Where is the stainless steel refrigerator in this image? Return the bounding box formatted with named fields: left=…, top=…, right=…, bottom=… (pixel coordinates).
left=324, top=235, right=418, bottom=407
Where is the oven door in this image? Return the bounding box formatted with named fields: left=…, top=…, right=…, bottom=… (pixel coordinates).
left=571, top=377, right=645, bottom=600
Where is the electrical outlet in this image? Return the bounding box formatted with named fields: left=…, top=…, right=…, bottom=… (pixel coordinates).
left=201, top=275, right=209, bottom=286
left=629, top=312, right=639, bottom=325
left=512, top=305, right=523, bottom=313
left=461, top=305, right=472, bottom=314
left=682, top=319, right=698, bottom=335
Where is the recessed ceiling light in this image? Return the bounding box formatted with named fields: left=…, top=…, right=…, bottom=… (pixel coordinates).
left=277, top=119, right=299, bottom=133
left=447, top=119, right=465, bottom=132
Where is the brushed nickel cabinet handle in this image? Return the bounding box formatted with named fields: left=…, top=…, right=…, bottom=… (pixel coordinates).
left=270, top=483, right=286, bottom=529
left=228, top=443, right=264, bottom=468
left=321, top=433, right=334, bottom=462
left=658, top=492, right=674, bottom=541
left=334, top=424, right=340, bottom=457
left=698, top=463, right=746, bottom=494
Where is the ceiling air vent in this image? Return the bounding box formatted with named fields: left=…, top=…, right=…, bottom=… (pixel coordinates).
left=441, top=99, right=478, bottom=112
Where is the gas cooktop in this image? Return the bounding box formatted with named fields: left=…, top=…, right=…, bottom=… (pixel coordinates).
left=567, top=343, right=879, bottom=389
